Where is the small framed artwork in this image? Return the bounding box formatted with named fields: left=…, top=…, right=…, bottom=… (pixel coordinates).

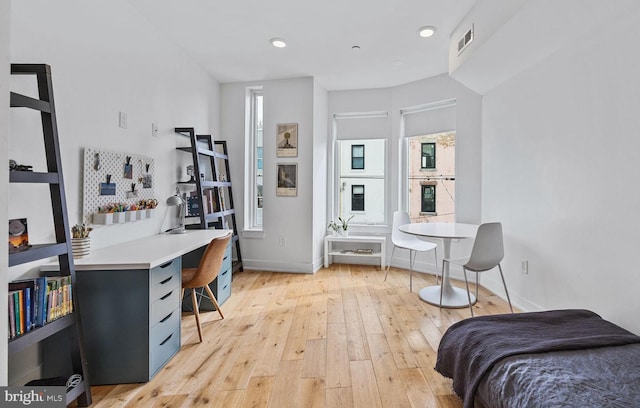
left=8, top=218, right=30, bottom=253
left=276, top=163, right=297, bottom=196
left=277, top=123, right=298, bottom=157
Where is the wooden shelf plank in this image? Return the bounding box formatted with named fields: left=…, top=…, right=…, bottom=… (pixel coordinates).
left=10, top=92, right=51, bottom=112
left=9, top=243, right=68, bottom=267
left=8, top=314, right=74, bottom=354
left=10, top=171, right=59, bottom=184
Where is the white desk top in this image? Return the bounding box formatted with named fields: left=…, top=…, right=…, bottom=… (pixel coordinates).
left=45, top=229, right=232, bottom=271
left=399, top=222, right=477, bottom=240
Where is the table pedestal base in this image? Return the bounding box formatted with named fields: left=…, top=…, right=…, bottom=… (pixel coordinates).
left=418, top=285, right=476, bottom=308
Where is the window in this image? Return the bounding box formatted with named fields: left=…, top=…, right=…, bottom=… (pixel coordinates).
left=245, top=87, right=263, bottom=230
left=421, top=142, right=435, bottom=169
left=421, top=184, right=436, bottom=213
left=352, top=185, right=365, bottom=211
left=351, top=144, right=364, bottom=169
left=337, top=139, right=385, bottom=224
left=407, top=132, right=455, bottom=222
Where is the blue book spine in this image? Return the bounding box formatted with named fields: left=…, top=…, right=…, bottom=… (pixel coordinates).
left=24, top=288, right=31, bottom=332
left=37, top=277, right=47, bottom=327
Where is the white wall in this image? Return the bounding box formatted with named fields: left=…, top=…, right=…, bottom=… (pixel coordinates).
left=481, top=7, right=640, bottom=334
left=312, top=83, right=328, bottom=270
left=221, top=77, right=317, bottom=273
left=6, top=0, right=220, bottom=383
left=0, top=0, right=11, bottom=386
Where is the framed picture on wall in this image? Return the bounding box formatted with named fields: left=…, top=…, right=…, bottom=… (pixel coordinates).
left=276, top=123, right=298, bottom=157
left=276, top=163, right=297, bottom=196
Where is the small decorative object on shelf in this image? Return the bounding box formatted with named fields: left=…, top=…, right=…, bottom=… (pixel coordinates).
left=9, top=159, right=33, bottom=172
left=328, top=215, right=354, bottom=236
left=71, top=224, right=93, bottom=259
left=8, top=218, right=31, bottom=253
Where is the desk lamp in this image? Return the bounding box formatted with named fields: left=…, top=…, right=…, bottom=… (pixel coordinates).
left=166, top=191, right=187, bottom=234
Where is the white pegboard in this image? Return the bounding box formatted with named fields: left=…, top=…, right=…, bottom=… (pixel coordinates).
left=82, top=147, right=155, bottom=225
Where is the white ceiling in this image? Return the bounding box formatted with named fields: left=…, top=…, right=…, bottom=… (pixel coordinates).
left=125, top=0, right=477, bottom=91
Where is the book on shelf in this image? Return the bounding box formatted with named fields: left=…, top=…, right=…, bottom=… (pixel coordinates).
left=7, top=276, right=73, bottom=340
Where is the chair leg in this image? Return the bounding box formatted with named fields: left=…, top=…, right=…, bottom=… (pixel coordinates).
left=409, top=250, right=416, bottom=292
left=462, top=267, right=474, bottom=317
left=204, top=283, right=225, bottom=320
left=385, top=246, right=397, bottom=281
left=498, top=264, right=514, bottom=313
left=440, top=259, right=447, bottom=307
left=475, top=271, right=479, bottom=301
left=191, top=288, right=203, bottom=343
left=433, top=250, right=440, bottom=286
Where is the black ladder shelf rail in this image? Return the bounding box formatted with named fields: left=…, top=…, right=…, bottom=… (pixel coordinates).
left=174, top=127, right=243, bottom=273
left=8, top=64, right=92, bottom=407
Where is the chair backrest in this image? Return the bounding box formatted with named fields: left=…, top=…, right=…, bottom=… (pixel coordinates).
left=392, top=211, right=414, bottom=245
left=187, top=232, right=232, bottom=288
left=466, top=222, right=504, bottom=272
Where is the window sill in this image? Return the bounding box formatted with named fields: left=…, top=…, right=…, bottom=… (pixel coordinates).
left=242, top=229, right=265, bottom=239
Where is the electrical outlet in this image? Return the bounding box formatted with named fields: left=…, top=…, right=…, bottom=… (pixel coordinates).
left=278, top=236, right=286, bottom=247
left=521, top=260, right=529, bottom=274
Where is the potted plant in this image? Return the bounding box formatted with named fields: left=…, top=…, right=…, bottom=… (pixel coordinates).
left=338, top=215, right=354, bottom=236
left=328, top=220, right=342, bottom=236
left=328, top=215, right=354, bottom=236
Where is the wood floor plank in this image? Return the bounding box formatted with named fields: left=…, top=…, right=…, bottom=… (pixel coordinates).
left=350, top=360, right=383, bottom=408
left=325, top=323, right=352, bottom=389
left=86, top=264, right=514, bottom=408
left=367, top=333, right=413, bottom=408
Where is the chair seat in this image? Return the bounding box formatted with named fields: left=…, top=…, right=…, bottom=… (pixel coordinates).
left=394, top=237, right=437, bottom=252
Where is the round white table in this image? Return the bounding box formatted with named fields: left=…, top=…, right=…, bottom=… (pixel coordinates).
left=399, top=222, right=478, bottom=308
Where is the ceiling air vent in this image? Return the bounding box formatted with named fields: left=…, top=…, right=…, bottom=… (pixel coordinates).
left=457, top=24, right=474, bottom=55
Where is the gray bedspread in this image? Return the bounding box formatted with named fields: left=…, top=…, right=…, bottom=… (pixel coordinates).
left=434, top=309, right=640, bottom=408
left=476, top=343, right=640, bottom=408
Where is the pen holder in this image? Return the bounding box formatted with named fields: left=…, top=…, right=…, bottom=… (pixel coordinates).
left=71, top=237, right=91, bottom=259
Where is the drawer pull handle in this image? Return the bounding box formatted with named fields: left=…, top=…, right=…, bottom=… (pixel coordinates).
left=160, top=333, right=173, bottom=346
left=222, top=284, right=228, bottom=290
left=159, top=260, right=174, bottom=269
left=160, top=276, right=173, bottom=285
left=160, top=291, right=173, bottom=300
left=220, top=270, right=228, bottom=276
left=160, top=311, right=173, bottom=323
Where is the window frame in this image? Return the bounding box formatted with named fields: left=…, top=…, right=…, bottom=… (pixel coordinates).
left=351, top=184, right=365, bottom=212
left=421, top=184, right=436, bottom=213
left=421, top=142, right=436, bottom=169
left=351, top=144, right=365, bottom=170
left=244, top=86, right=264, bottom=233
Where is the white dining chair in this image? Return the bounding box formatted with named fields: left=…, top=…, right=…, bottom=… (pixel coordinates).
left=442, top=222, right=513, bottom=316
left=385, top=211, right=438, bottom=292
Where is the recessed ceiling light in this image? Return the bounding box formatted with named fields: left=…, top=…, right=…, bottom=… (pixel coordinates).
left=270, top=38, right=287, bottom=48
left=352, top=45, right=361, bottom=50
left=417, top=26, right=437, bottom=38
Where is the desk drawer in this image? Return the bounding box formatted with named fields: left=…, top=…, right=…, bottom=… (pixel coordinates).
left=215, top=277, right=231, bottom=305
left=151, top=258, right=181, bottom=301
left=221, top=244, right=232, bottom=272
left=151, top=287, right=180, bottom=325
left=150, top=311, right=180, bottom=376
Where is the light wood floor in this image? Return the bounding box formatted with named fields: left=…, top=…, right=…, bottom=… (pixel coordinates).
left=83, top=264, right=515, bottom=408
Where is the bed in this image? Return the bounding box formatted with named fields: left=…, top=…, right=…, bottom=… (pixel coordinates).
left=435, top=309, right=640, bottom=408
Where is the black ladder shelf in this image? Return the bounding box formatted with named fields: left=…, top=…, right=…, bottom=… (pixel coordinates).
left=8, top=64, right=92, bottom=406
left=174, top=127, right=243, bottom=273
